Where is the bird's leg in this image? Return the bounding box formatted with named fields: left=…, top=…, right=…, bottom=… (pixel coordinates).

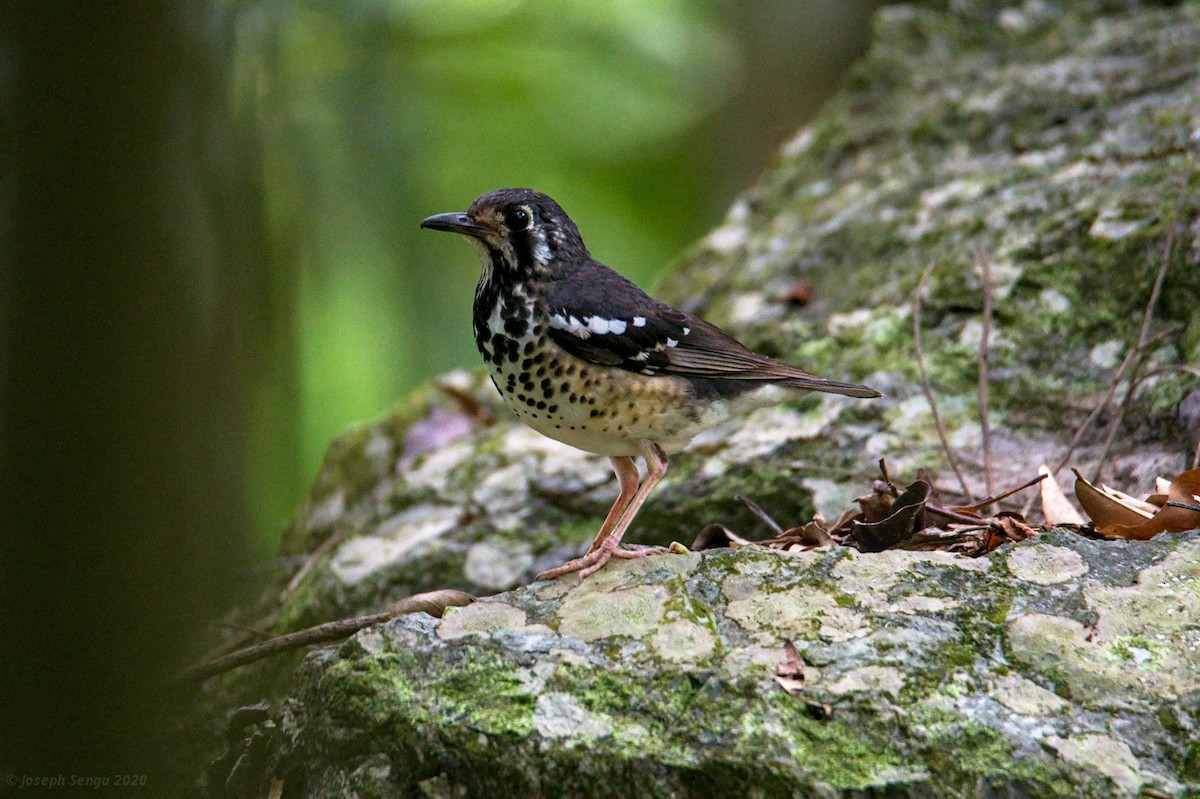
left=586, top=456, right=640, bottom=554
left=537, top=444, right=669, bottom=580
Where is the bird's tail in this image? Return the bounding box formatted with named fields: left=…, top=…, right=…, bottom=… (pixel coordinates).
left=778, top=376, right=882, bottom=398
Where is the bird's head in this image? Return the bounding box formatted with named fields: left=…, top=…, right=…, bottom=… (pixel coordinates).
left=421, top=188, right=588, bottom=282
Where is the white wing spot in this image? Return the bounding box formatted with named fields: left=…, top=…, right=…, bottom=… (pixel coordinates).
left=487, top=300, right=506, bottom=334
left=551, top=313, right=592, bottom=338
left=632, top=316, right=647, bottom=327
left=589, top=317, right=611, bottom=335
left=682, top=327, right=691, bottom=336
left=666, top=337, right=678, bottom=348
left=609, top=319, right=627, bottom=335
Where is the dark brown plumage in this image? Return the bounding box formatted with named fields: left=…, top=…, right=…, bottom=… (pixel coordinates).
left=422, top=188, right=880, bottom=579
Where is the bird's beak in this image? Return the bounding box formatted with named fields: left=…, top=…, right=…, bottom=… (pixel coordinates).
left=420, top=212, right=490, bottom=239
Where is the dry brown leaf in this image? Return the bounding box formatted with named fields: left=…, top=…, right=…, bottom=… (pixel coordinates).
left=775, top=522, right=834, bottom=548
left=692, top=524, right=752, bottom=551
left=855, top=481, right=897, bottom=524
left=804, top=700, right=833, bottom=720
left=850, top=480, right=930, bottom=552
left=1039, top=465, right=1085, bottom=526
left=1072, top=469, right=1156, bottom=528
left=1100, top=468, right=1200, bottom=540
left=773, top=640, right=806, bottom=696
left=386, top=589, right=474, bottom=619
left=993, top=513, right=1036, bottom=542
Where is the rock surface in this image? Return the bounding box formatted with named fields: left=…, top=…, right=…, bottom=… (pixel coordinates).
left=276, top=531, right=1198, bottom=798
left=200, top=2, right=1200, bottom=796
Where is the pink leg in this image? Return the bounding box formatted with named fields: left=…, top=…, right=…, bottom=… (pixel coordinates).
left=537, top=444, right=669, bottom=580
left=586, top=456, right=640, bottom=554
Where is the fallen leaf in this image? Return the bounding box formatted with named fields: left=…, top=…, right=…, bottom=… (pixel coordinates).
left=1099, top=468, right=1200, bottom=540
left=386, top=589, right=474, bottom=619
left=1039, top=465, right=1085, bottom=526
left=773, top=640, right=806, bottom=696
left=855, top=480, right=898, bottom=524
left=1072, top=469, right=1155, bottom=528
left=993, top=513, right=1036, bottom=542
left=850, top=480, right=930, bottom=552
left=692, top=524, right=752, bottom=551
left=804, top=700, right=833, bottom=721
left=776, top=522, right=834, bottom=548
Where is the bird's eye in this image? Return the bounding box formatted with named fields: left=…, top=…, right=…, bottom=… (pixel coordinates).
left=503, top=206, right=532, bottom=232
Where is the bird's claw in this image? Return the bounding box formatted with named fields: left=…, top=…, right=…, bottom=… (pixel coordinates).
left=537, top=541, right=659, bottom=581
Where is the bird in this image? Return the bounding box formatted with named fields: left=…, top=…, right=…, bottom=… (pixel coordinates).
left=421, top=188, right=881, bottom=580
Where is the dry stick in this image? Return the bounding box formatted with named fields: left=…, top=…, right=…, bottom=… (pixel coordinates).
left=281, top=526, right=345, bottom=604
left=1102, top=363, right=1200, bottom=472
left=912, top=261, right=972, bottom=498
left=1094, top=216, right=1180, bottom=474
left=953, top=473, right=1047, bottom=512
left=1046, top=326, right=1180, bottom=477
left=1018, top=325, right=1181, bottom=517
left=176, top=589, right=474, bottom=684
left=974, top=242, right=996, bottom=501
left=735, top=493, right=784, bottom=536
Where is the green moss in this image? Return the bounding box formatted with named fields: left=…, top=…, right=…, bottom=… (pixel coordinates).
left=919, top=715, right=1076, bottom=797
left=1182, top=742, right=1200, bottom=783
left=559, top=667, right=907, bottom=791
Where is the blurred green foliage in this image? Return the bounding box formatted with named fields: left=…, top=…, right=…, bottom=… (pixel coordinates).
left=225, top=0, right=874, bottom=548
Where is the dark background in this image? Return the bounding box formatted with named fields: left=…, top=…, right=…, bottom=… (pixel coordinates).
left=0, top=1, right=875, bottom=790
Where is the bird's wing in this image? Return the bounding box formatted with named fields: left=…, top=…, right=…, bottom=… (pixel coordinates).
left=542, top=261, right=880, bottom=398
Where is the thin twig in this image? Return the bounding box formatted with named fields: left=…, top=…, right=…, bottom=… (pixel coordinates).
left=912, top=260, right=972, bottom=498
left=281, top=526, right=345, bottom=604
left=926, top=504, right=998, bottom=525
left=1046, top=327, right=1180, bottom=476
left=974, top=242, right=995, bottom=501
left=878, top=458, right=892, bottom=488
left=735, top=493, right=784, bottom=536
left=1019, top=325, right=1182, bottom=518
left=175, top=590, right=474, bottom=684
left=953, top=473, right=1046, bottom=511
left=1094, top=213, right=1180, bottom=473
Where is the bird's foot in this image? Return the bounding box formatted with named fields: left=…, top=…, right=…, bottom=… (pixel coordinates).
left=537, top=540, right=659, bottom=581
